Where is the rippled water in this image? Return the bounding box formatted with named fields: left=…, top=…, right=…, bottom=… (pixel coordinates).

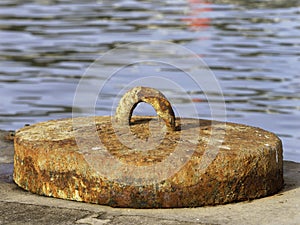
left=0, top=0, right=299, bottom=161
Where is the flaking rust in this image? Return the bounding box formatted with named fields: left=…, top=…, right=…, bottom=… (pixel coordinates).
left=13, top=87, right=284, bottom=208
left=115, top=86, right=175, bottom=130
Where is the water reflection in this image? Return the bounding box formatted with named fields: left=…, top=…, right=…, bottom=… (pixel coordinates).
left=0, top=0, right=299, bottom=161
left=214, top=0, right=300, bottom=9
left=183, top=0, right=211, bottom=31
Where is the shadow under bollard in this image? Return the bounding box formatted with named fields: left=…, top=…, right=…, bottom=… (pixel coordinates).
left=282, top=160, right=300, bottom=192
left=0, top=130, right=14, bottom=183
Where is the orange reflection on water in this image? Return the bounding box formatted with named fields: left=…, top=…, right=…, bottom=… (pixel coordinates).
left=183, top=0, right=211, bottom=31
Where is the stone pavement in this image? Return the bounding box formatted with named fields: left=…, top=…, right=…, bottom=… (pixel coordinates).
left=0, top=130, right=299, bottom=225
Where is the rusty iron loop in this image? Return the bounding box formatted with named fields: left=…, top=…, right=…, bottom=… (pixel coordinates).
left=115, top=86, right=176, bottom=131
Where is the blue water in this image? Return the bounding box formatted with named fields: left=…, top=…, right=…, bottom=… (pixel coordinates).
left=0, top=0, right=299, bottom=162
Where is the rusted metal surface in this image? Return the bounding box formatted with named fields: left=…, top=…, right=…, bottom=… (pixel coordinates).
left=115, top=86, right=176, bottom=131
left=13, top=87, right=284, bottom=208
left=4, top=131, right=15, bottom=141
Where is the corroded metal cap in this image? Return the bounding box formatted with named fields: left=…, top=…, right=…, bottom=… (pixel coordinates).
left=13, top=87, right=284, bottom=208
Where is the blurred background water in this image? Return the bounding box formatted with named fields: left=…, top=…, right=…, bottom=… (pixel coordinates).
left=0, top=0, right=299, bottom=162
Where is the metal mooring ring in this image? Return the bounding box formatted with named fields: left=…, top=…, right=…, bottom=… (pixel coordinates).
left=115, top=86, right=176, bottom=131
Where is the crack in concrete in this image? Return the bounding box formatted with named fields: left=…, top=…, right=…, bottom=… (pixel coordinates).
left=75, top=212, right=218, bottom=225
left=76, top=213, right=111, bottom=225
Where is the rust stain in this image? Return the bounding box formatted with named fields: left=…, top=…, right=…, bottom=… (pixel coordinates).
left=4, top=131, right=15, bottom=141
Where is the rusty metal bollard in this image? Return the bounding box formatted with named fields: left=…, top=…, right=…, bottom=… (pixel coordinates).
left=13, top=86, right=283, bottom=208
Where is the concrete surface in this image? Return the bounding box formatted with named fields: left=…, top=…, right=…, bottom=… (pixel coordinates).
left=0, top=130, right=300, bottom=225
